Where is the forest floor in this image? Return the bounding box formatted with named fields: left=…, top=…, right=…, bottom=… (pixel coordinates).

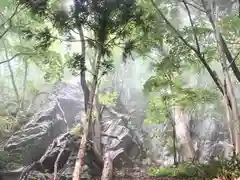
left=94, top=167, right=201, bottom=180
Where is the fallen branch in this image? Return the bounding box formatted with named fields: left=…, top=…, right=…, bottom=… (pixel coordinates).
left=53, top=141, right=67, bottom=180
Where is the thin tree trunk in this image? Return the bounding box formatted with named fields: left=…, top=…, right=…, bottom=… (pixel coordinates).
left=223, top=77, right=236, bottom=154
left=223, top=64, right=240, bottom=154
left=3, top=42, right=20, bottom=111
left=72, top=49, right=103, bottom=180
left=172, top=119, right=177, bottom=165
left=201, top=0, right=240, bottom=83
left=163, top=97, right=177, bottom=165
left=20, top=60, right=28, bottom=111
left=76, top=23, right=90, bottom=113
left=93, top=89, right=102, bottom=153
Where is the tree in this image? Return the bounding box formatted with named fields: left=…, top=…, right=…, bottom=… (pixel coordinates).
left=17, top=0, right=147, bottom=179
left=136, top=0, right=240, bottom=155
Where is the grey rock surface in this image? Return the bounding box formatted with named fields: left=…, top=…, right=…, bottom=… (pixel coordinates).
left=4, top=81, right=142, bottom=173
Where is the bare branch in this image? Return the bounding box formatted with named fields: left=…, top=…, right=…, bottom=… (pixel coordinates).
left=0, top=52, right=36, bottom=65
left=150, top=0, right=224, bottom=94
left=0, top=4, right=20, bottom=28
left=182, top=0, right=201, bottom=53
left=150, top=0, right=198, bottom=54
left=228, top=51, right=240, bottom=69
left=183, top=1, right=205, bottom=12
left=200, top=0, right=240, bottom=83
left=54, top=141, right=67, bottom=180
left=0, top=3, right=23, bottom=39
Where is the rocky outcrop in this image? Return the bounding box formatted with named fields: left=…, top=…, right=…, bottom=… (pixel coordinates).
left=3, top=81, right=143, bottom=179
left=4, top=82, right=85, bottom=165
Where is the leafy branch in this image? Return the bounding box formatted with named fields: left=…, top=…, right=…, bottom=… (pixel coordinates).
left=149, top=0, right=224, bottom=94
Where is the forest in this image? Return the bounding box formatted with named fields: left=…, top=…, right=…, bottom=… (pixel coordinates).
left=1, top=0, right=240, bottom=180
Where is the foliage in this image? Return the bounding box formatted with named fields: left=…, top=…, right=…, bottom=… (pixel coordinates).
left=148, top=161, right=221, bottom=178
left=149, top=155, right=240, bottom=179
left=0, top=116, right=26, bottom=139
left=0, top=150, right=23, bottom=170
left=70, top=124, right=84, bottom=138
left=99, top=91, right=117, bottom=105
left=18, top=0, right=148, bottom=78
left=217, top=155, right=240, bottom=178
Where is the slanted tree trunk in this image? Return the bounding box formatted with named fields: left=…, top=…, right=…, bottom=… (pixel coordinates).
left=3, top=41, right=20, bottom=113
left=214, top=4, right=240, bottom=154
left=222, top=64, right=240, bottom=154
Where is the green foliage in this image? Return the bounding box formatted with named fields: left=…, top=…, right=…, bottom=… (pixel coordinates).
left=149, top=156, right=240, bottom=179
left=0, top=150, right=23, bottom=169
left=217, top=155, right=240, bottom=178
left=99, top=91, right=117, bottom=105
left=148, top=161, right=221, bottom=178
left=70, top=124, right=84, bottom=138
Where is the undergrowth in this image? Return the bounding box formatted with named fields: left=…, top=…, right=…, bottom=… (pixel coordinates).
left=148, top=155, right=240, bottom=179
left=0, top=151, right=23, bottom=170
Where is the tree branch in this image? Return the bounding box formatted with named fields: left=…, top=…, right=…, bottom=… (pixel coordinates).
left=182, top=0, right=201, bottom=53
left=0, top=52, right=35, bottom=65
left=0, top=3, right=22, bottom=39
left=183, top=1, right=205, bottom=12
left=150, top=0, right=224, bottom=94
left=228, top=51, right=240, bottom=69
left=200, top=0, right=240, bottom=83
left=150, top=0, right=198, bottom=53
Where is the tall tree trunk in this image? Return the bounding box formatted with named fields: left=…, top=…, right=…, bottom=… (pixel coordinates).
left=164, top=97, right=177, bottom=165
left=93, top=89, right=102, bottom=153
left=174, top=106, right=195, bottom=160
left=72, top=49, right=103, bottom=180
left=214, top=4, right=240, bottom=154
left=77, top=24, right=90, bottom=112
left=223, top=65, right=240, bottom=154
left=222, top=75, right=236, bottom=154
left=172, top=119, right=177, bottom=165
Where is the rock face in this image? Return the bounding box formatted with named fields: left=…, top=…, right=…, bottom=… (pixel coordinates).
left=3, top=81, right=143, bottom=178
left=4, top=82, right=85, bottom=165
left=142, top=117, right=229, bottom=166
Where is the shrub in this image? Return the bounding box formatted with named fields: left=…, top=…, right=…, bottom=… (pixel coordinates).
left=148, top=161, right=221, bottom=179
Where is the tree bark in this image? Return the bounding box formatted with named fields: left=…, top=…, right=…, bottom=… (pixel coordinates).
left=72, top=49, right=103, bottom=180
left=3, top=41, right=20, bottom=112
left=76, top=24, right=90, bottom=113
left=214, top=4, right=240, bottom=154
left=174, top=106, right=195, bottom=160
left=20, top=59, right=28, bottom=111
left=101, top=152, right=113, bottom=180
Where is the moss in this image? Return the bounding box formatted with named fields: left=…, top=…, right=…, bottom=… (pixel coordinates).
left=69, top=124, right=83, bottom=138
left=0, top=150, right=23, bottom=170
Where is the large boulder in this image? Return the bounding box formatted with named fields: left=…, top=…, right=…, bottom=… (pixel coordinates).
left=4, top=82, right=85, bottom=165
left=3, top=81, right=143, bottom=178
